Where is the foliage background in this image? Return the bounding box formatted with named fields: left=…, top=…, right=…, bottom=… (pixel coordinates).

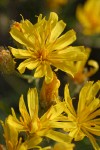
left=0, top=0, right=100, bottom=149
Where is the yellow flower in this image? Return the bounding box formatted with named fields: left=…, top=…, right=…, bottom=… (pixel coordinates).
left=76, top=0, right=100, bottom=35
left=46, top=0, right=68, bottom=10
left=52, top=142, right=75, bottom=150
left=73, top=48, right=99, bottom=84
left=40, top=72, right=60, bottom=108
left=7, top=88, right=72, bottom=147
left=10, top=12, right=86, bottom=83
left=63, top=81, right=100, bottom=150
left=0, top=119, right=28, bottom=150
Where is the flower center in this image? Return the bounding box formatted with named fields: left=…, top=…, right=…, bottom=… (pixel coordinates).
left=76, top=117, right=82, bottom=128
left=37, top=49, right=48, bottom=61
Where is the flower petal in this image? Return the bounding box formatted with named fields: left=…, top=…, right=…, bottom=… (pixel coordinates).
left=42, top=102, right=64, bottom=121
left=51, top=61, right=76, bottom=77
left=77, top=81, right=93, bottom=113
left=49, top=29, right=76, bottom=50
left=17, top=59, right=39, bottom=74
left=82, top=127, right=100, bottom=150
left=7, top=115, right=25, bottom=131
left=19, top=95, right=30, bottom=123
left=45, top=64, right=53, bottom=83
left=64, top=84, right=76, bottom=116
left=85, top=81, right=100, bottom=105
left=85, top=125, right=100, bottom=136
left=10, top=28, right=34, bottom=48
left=45, top=129, right=72, bottom=143
left=34, top=63, right=45, bottom=78
left=10, top=47, right=32, bottom=59
left=87, top=60, right=99, bottom=77
left=25, top=136, right=42, bottom=149
left=49, top=20, right=66, bottom=42
left=49, top=46, right=87, bottom=61
left=27, top=88, right=38, bottom=119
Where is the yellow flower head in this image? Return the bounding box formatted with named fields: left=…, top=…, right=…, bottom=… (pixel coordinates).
left=76, top=0, right=100, bottom=35
left=46, top=0, right=68, bottom=10
left=73, top=48, right=99, bottom=84
left=0, top=119, right=27, bottom=150
left=7, top=88, right=72, bottom=147
left=63, top=81, right=100, bottom=150
left=10, top=12, right=86, bottom=83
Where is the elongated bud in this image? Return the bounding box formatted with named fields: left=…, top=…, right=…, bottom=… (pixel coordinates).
left=0, top=144, right=6, bottom=150
left=40, top=73, right=60, bottom=109
left=0, top=48, right=15, bottom=74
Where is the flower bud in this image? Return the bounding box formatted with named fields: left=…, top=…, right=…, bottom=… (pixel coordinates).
left=40, top=73, right=60, bottom=109
left=0, top=48, right=15, bottom=74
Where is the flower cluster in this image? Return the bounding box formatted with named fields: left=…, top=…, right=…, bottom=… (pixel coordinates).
left=0, top=11, right=100, bottom=150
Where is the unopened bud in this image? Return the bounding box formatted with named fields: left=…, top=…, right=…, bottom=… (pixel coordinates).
left=40, top=73, right=60, bottom=109
left=0, top=48, right=15, bottom=74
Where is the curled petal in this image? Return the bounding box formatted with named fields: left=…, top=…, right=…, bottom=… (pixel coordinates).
left=86, top=60, right=99, bottom=77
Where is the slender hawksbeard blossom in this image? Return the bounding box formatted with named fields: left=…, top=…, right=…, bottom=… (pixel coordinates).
left=73, top=48, right=99, bottom=84
left=62, top=81, right=100, bottom=150
left=7, top=88, right=72, bottom=148
left=46, top=0, right=68, bottom=10
left=9, top=12, right=86, bottom=83
left=0, top=119, right=28, bottom=150
left=76, top=0, right=100, bottom=35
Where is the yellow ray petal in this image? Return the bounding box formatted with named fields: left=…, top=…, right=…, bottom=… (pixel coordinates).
left=75, top=47, right=91, bottom=71
left=40, top=102, right=64, bottom=122
left=49, top=20, right=66, bottom=42
left=64, top=84, right=76, bottom=116
left=77, top=81, right=93, bottom=113
left=25, top=136, right=42, bottom=149
left=45, top=64, right=53, bottom=83
left=85, top=81, right=100, bottom=105
left=21, top=19, right=34, bottom=33
left=48, top=29, right=76, bottom=50
left=49, top=46, right=86, bottom=61
left=7, top=115, right=25, bottom=131
left=34, top=63, right=45, bottom=78
left=17, top=59, right=39, bottom=74
left=27, top=88, right=38, bottom=119
left=87, top=118, right=100, bottom=125
left=51, top=61, right=76, bottom=77
left=82, top=127, right=100, bottom=150
left=45, top=129, right=72, bottom=143
left=10, top=28, right=34, bottom=48
left=84, top=125, right=100, bottom=136
left=86, top=60, right=99, bottom=77
left=19, top=95, right=30, bottom=123
left=87, top=109, right=100, bottom=121
left=10, top=47, right=32, bottom=59
left=48, top=12, right=58, bottom=26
